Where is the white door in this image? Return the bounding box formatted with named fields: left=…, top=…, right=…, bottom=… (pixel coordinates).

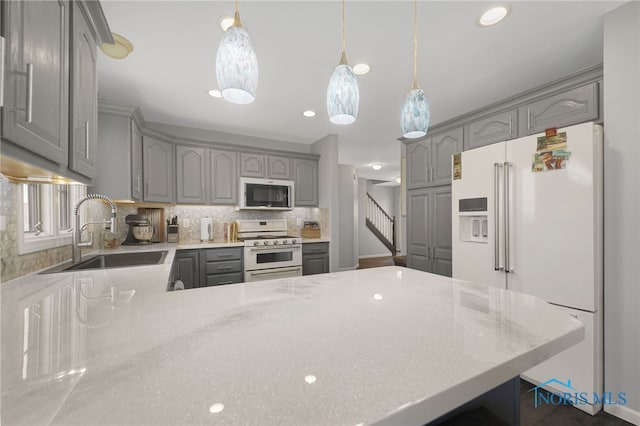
left=452, top=142, right=506, bottom=289
left=505, top=122, right=602, bottom=312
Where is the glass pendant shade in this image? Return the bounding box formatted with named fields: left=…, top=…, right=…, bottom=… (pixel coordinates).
left=327, top=61, right=359, bottom=125
left=216, top=24, right=258, bottom=105
left=401, top=87, right=430, bottom=138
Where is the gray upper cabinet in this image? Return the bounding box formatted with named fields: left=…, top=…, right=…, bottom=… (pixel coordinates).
left=431, top=128, right=463, bottom=186
left=268, top=155, right=291, bottom=180
left=465, top=109, right=517, bottom=150
left=524, top=82, right=599, bottom=134
left=210, top=149, right=238, bottom=205
left=69, top=2, right=98, bottom=178
left=406, top=186, right=452, bottom=277
left=240, top=152, right=266, bottom=177
left=2, top=0, right=70, bottom=165
left=176, top=145, right=207, bottom=204
left=93, top=105, right=143, bottom=201
left=293, top=158, right=318, bottom=206
left=131, top=120, right=143, bottom=200
left=143, top=135, right=174, bottom=203
left=407, top=128, right=463, bottom=189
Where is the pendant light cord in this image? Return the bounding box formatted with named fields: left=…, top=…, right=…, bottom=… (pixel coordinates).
left=342, top=0, right=346, bottom=53
left=413, top=0, right=419, bottom=89
left=233, top=0, right=241, bottom=27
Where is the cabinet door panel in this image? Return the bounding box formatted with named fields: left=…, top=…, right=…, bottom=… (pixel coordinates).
left=303, top=255, right=329, bottom=275
left=143, top=136, right=174, bottom=203
left=69, top=3, right=97, bottom=177
left=431, top=187, right=452, bottom=277
left=526, top=83, right=598, bottom=134
left=431, top=128, right=463, bottom=186
left=406, top=141, right=429, bottom=189
left=176, top=251, right=199, bottom=289
left=176, top=145, right=206, bottom=204
left=211, top=149, right=238, bottom=205
left=240, top=152, right=266, bottom=177
left=407, top=188, right=430, bottom=269
left=268, top=155, right=291, bottom=180
left=465, top=109, right=517, bottom=150
left=3, top=0, right=69, bottom=164
left=293, top=158, right=318, bottom=206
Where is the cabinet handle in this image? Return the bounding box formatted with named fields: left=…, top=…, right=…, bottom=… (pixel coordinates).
left=0, top=36, right=5, bottom=108
left=427, top=247, right=431, bottom=260
left=145, top=181, right=149, bottom=198
left=217, top=266, right=233, bottom=271
left=135, top=175, right=141, bottom=193
left=217, top=254, right=234, bottom=258
left=26, top=63, right=33, bottom=123
left=84, top=121, right=90, bottom=159
left=508, top=116, right=513, bottom=136
left=527, top=110, right=532, bottom=132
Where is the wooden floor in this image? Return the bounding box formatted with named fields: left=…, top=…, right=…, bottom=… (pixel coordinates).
left=358, top=256, right=395, bottom=269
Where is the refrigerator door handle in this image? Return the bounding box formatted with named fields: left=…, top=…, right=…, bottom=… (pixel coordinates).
left=494, top=163, right=503, bottom=271
left=504, top=161, right=512, bottom=273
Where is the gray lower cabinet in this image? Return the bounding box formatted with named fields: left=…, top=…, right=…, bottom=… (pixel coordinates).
left=465, top=109, right=518, bottom=150
left=69, top=2, right=98, bottom=178
left=176, top=145, right=207, bottom=204
left=199, top=247, right=243, bottom=286
left=523, top=82, right=599, bottom=134
left=175, top=250, right=200, bottom=289
left=143, top=135, right=174, bottom=203
left=302, top=243, right=330, bottom=275
left=268, top=155, right=291, bottom=180
left=407, top=186, right=452, bottom=277
left=210, top=149, right=238, bottom=205
left=293, top=158, right=319, bottom=206
left=240, top=152, right=266, bottom=177
left=2, top=0, right=70, bottom=166
left=406, top=128, right=463, bottom=189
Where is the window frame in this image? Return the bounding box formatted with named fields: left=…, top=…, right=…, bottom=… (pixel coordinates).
left=17, top=184, right=85, bottom=255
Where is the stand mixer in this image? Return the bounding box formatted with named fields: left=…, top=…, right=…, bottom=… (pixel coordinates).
left=122, top=215, right=153, bottom=245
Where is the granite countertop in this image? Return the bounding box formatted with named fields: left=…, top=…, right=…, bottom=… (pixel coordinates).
left=1, top=260, right=582, bottom=425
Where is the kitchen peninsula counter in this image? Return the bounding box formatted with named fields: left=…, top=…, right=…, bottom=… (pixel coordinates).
left=1, top=262, right=582, bottom=425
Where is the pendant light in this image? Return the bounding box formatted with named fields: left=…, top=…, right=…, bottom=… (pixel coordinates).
left=216, top=0, right=258, bottom=104
left=401, top=0, right=430, bottom=138
left=326, top=0, right=359, bottom=125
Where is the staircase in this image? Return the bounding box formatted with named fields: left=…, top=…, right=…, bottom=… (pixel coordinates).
left=365, top=192, right=396, bottom=256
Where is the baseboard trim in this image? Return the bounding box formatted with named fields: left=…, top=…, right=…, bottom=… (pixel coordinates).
left=604, top=404, right=640, bottom=425
left=358, top=253, right=393, bottom=259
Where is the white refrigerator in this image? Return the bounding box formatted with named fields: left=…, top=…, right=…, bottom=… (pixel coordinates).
left=452, top=121, right=603, bottom=414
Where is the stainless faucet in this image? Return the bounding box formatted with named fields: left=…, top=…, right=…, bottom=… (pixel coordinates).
left=72, top=194, right=117, bottom=263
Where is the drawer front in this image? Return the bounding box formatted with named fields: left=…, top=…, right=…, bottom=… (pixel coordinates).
left=206, top=273, right=243, bottom=286
left=206, top=260, right=242, bottom=274
left=302, top=242, right=329, bottom=254
left=205, top=248, right=242, bottom=262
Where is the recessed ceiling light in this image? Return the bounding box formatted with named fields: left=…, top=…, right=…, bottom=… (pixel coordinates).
left=208, top=89, right=222, bottom=98
left=372, top=164, right=382, bottom=170
left=218, top=16, right=234, bottom=32
left=209, top=403, right=224, bottom=414
left=478, top=6, right=510, bottom=27
left=302, top=110, right=316, bottom=118
left=353, top=63, right=371, bottom=75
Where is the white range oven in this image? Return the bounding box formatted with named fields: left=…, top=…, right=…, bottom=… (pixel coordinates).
left=237, top=220, right=302, bottom=282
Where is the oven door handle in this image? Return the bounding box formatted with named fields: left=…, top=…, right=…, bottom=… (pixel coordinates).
left=247, top=266, right=302, bottom=277
left=249, top=245, right=301, bottom=251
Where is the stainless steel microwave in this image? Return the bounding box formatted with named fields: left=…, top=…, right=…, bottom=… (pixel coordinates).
left=239, top=177, right=294, bottom=210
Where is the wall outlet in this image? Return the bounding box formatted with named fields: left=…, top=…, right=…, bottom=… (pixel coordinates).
left=182, top=219, right=190, bottom=227
left=296, top=218, right=302, bottom=226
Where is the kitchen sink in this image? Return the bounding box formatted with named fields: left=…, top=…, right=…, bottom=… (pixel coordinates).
left=40, top=251, right=168, bottom=274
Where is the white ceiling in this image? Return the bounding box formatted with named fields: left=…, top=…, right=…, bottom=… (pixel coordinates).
left=97, top=1, right=622, bottom=181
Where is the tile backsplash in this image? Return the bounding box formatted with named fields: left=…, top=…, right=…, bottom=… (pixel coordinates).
left=0, top=173, right=328, bottom=282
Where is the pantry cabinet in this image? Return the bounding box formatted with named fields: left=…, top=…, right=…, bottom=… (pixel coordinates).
left=406, top=128, right=463, bottom=189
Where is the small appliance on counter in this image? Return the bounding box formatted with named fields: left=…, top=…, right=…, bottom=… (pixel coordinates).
left=301, top=221, right=321, bottom=238
left=167, top=215, right=179, bottom=243
left=200, top=217, right=213, bottom=242
left=122, top=215, right=153, bottom=245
